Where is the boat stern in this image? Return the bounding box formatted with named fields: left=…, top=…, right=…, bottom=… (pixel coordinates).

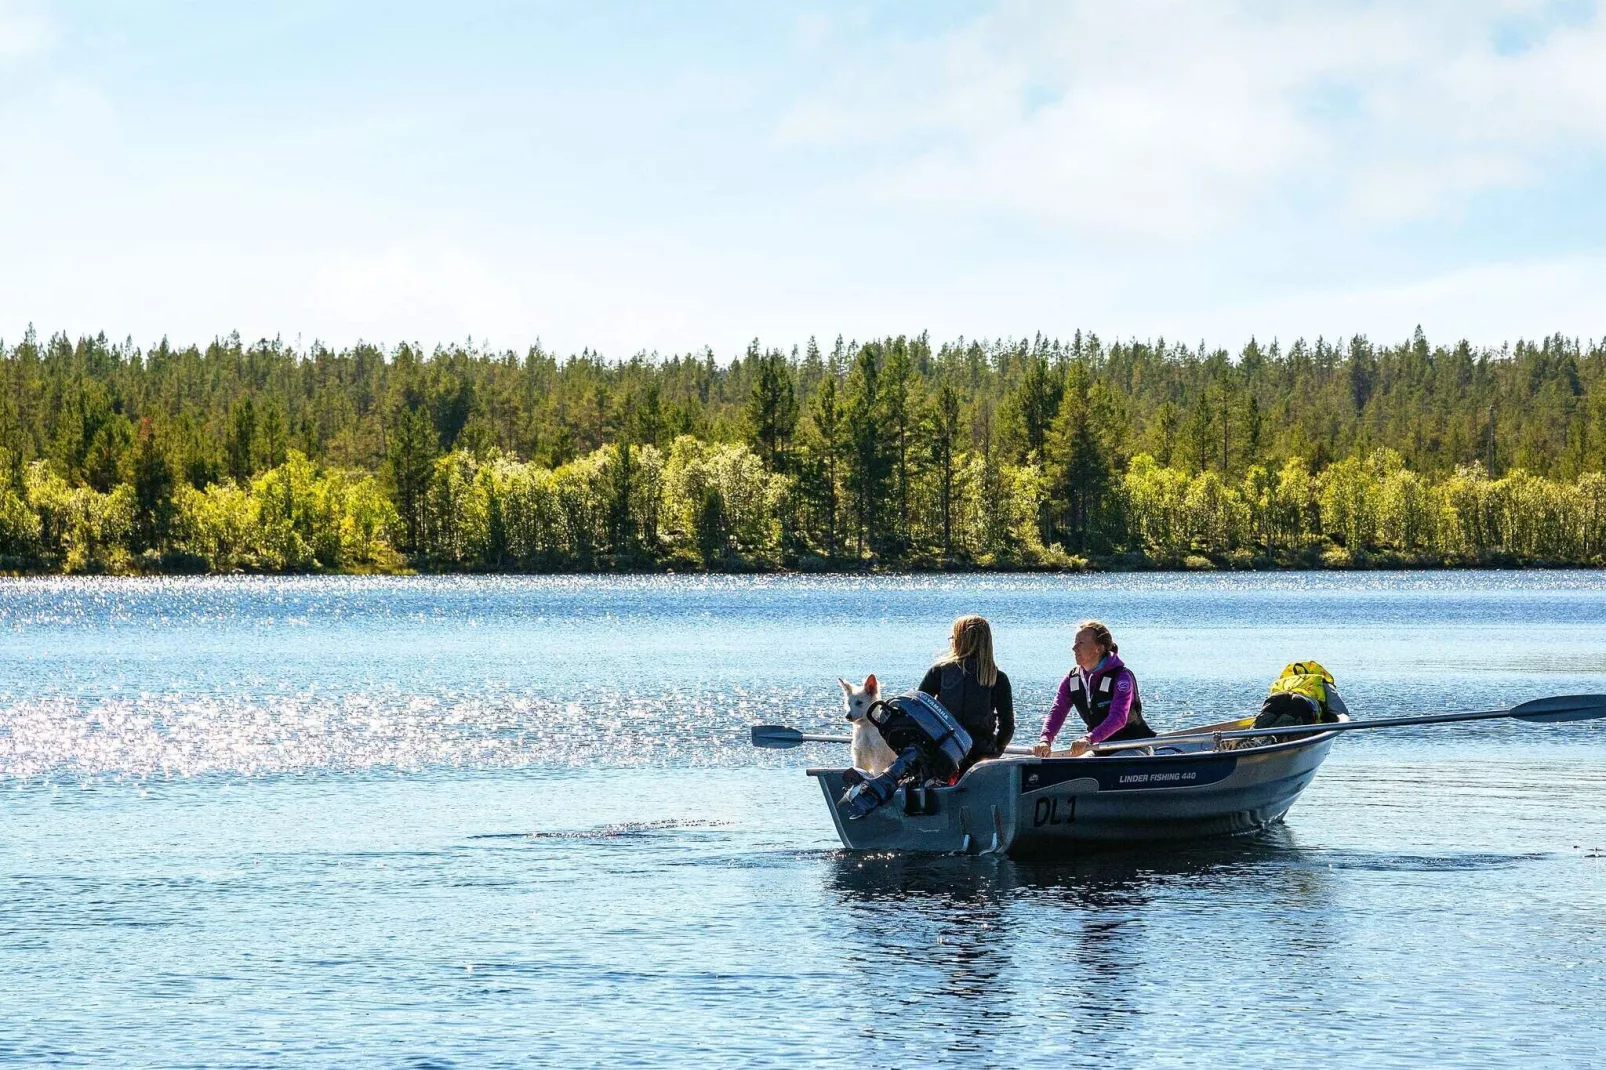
left=806, top=763, right=1020, bottom=854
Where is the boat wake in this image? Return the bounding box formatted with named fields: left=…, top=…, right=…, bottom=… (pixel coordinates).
left=465, top=819, right=735, bottom=842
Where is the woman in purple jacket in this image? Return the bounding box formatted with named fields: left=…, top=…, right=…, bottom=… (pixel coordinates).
left=1032, top=620, right=1154, bottom=757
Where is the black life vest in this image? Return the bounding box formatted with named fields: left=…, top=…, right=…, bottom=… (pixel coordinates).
left=1065, top=667, right=1149, bottom=735
left=938, top=662, right=1000, bottom=746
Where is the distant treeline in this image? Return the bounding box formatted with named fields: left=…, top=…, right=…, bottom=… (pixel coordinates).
left=3, top=325, right=1606, bottom=573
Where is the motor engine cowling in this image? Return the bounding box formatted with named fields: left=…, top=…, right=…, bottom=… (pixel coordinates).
left=867, top=691, right=973, bottom=781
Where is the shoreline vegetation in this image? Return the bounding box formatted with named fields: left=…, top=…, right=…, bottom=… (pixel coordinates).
left=4, top=326, right=1606, bottom=576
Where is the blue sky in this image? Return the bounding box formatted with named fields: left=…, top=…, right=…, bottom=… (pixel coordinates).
left=2, top=0, right=1604, bottom=357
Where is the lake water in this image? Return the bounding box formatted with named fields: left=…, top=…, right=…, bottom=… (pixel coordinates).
left=1, top=573, right=1604, bottom=1068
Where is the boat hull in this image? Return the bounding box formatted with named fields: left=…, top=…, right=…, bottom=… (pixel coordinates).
left=807, top=729, right=1338, bottom=857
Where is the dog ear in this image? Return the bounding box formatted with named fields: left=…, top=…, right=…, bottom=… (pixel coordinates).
left=864, top=673, right=878, bottom=695
left=838, top=677, right=853, bottom=695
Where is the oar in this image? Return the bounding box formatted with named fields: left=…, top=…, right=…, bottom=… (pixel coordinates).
left=751, top=725, right=853, bottom=748
left=1087, top=693, right=1606, bottom=755
left=750, top=724, right=1036, bottom=755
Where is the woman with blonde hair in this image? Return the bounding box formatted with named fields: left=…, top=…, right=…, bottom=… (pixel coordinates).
left=918, top=614, right=1014, bottom=772
left=1034, top=619, right=1153, bottom=757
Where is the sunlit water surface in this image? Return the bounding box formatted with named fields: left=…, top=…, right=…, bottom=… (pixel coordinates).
left=2, top=574, right=1604, bottom=1067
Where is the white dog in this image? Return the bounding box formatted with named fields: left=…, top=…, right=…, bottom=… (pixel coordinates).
left=840, top=674, right=897, bottom=775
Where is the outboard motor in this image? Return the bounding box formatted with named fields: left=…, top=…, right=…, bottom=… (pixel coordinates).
left=838, top=691, right=973, bottom=820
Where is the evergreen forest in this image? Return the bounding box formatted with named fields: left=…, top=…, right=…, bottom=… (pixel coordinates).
left=4, top=325, right=1606, bottom=574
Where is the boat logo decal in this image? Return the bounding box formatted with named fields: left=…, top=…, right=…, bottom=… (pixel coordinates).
left=1115, top=769, right=1198, bottom=786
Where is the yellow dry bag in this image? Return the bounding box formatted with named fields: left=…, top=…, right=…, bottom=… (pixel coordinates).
left=1268, top=660, right=1334, bottom=709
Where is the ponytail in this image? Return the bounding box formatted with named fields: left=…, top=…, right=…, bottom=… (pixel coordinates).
left=1077, top=619, right=1117, bottom=656
left=944, top=614, right=998, bottom=687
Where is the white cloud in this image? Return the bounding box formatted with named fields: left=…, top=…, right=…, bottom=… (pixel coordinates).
left=779, top=0, right=1606, bottom=240
left=3, top=2, right=1604, bottom=354
left=309, top=245, right=529, bottom=346
left=1184, top=253, right=1606, bottom=349
left=0, top=1, right=51, bottom=63
left=297, top=241, right=726, bottom=359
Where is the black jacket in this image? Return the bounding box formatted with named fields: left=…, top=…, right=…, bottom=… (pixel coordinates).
left=918, top=658, right=1014, bottom=763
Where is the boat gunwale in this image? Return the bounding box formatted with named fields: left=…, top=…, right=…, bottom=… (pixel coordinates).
left=802, top=720, right=1342, bottom=782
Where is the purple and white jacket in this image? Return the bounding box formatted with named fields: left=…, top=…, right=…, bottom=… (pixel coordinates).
left=1039, top=652, right=1147, bottom=746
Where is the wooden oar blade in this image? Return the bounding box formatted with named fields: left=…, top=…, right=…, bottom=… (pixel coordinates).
left=750, top=725, right=805, bottom=749
left=1510, top=694, right=1606, bottom=723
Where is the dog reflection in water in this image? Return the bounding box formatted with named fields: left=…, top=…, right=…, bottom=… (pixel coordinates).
left=839, top=674, right=896, bottom=775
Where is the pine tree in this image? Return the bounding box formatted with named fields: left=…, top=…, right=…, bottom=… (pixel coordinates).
left=744, top=344, right=798, bottom=472
left=1046, top=366, right=1113, bottom=553
left=802, top=377, right=846, bottom=558
left=694, top=482, right=725, bottom=566
left=259, top=402, right=289, bottom=470
left=84, top=414, right=132, bottom=493
left=932, top=381, right=962, bottom=558
left=844, top=345, right=889, bottom=558
left=387, top=404, right=437, bottom=553
left=226, top=398, right=256, bottom=482
left=131, top=420, right=175, bottom=552
left=1152, top=400, right=1180, bottom=467
left=1010, top=354, right=1061, bottom=462
left=609, top=440, right=635, bottom=556
left=799, top=336, right=825, bottom=399
left=882, top=340, right=914, bottom=551
left=176, top=414, right=220, bottom=488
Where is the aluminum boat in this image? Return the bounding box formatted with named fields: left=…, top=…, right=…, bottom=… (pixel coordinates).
left=806, top=717, right=1343, bottom=857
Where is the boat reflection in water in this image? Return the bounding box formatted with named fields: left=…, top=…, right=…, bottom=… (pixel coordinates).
left=823, top=827, right=1347, bottom=1060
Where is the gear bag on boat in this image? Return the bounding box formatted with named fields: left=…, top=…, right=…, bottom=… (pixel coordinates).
left=1254, top=691, right=1324, bottom=729
left=836, top=691, right=973, bottom=820
left=1222, top=662, right=1342, bottom=750
left=1265, top=661, right=1337, bottom=721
